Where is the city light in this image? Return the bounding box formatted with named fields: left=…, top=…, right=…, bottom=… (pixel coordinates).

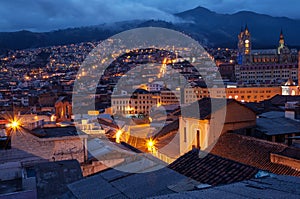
left=146, top=138, right=156, bottom=152
left=6, top=118, right=22, bottom=132
left=116, top=130, right=123, bottom=143
left=10, top=121, right=19, bottom=129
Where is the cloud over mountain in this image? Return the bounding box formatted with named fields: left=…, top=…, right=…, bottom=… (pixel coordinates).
left=0, top=0, right=299, bottom=32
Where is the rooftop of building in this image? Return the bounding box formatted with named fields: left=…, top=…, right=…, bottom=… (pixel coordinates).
left=251, top=49, right=277, bottom=55
left=256, top=116, right=300, bottom=135
left=258, top=111, right=284, bottom=119
left=66, top=167, right=199, bottom=199
left=31, top=126, right=84, bottom=138
left=153, top=119, right=179, bottom=140
left=181, top=98, right=255, bottom=120
left=210, top=133, right=300, bottom=176
left=34, top=160, right=83, bottom=199
left=269, top=95, right=300, bottom=106
left=273, top=147, right=300, bottom=161
left=151, top=174, right=300, bottom=199
left=168, top=149, right=259, bottom=186
left=181, top=98, right=229, bottom=120
left=244, top=96, right=299, bottom=115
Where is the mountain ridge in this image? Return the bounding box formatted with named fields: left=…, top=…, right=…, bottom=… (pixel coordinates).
left=1, top=6, right=300, bottom=51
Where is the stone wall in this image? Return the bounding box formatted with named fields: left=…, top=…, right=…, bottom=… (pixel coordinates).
left=81, top=159, right=125, bottom=177
left=81, top=161, right=107, bottom=177
left=11, top=131, right=87, bottom=163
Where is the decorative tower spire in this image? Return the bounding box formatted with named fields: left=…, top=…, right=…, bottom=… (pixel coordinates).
left=279, top=29, right=285, bottom=46
left=278, top=29, right=285, bottom=54
left=238, top=26, right=244, bottom=54
left=244, top=24, right=249, bottom=35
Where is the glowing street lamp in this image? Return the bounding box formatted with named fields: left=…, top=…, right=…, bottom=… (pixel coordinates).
left=147, top=138, right=156, bottom=153
left=6, top=119, right=20, bottom=131
left=116, top=130, right=123, bottom=143
left=10, top=121, right=19, bottom=129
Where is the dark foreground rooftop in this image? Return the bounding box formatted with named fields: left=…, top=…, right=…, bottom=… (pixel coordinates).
left=168, top=149, right=259, bottom=186
left=65, top=167, right=199, bottom=199
left=35, top=160, right=83, bottom=199
left=256, top=116, right=300, bottom=136
left=211, top=133, right=300, bottom=176
left=151, top=174, right=300, bottom=199
left=32, top=126, right=80, bottom=138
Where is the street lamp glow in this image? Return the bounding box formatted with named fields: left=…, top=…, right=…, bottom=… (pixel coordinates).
left=6, top=119, right=21, bottom=132
left=7, top=120, right=20, bottom=129
left=116, top=130, right=123, bottom=143
left=10, top=121, right=19, bottom=128
left=147, top=138, right=156, bottom=152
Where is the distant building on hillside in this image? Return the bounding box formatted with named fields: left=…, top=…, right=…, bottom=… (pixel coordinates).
left=184, top=86, right=282, bottom=103
left=111, top=89, right=161, bottom=117
left=55, top=96, right=72, bottom=122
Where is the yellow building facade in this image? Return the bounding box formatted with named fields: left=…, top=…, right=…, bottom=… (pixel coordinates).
left=184, top=86, right=297, bottom=103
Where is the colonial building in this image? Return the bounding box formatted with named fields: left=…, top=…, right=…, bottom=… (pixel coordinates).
left=111, top=89, right=161, bottom=116
left=236, top=26, right=299, bottom=86
left=184, top=79, right=299, bottom=104
left=179, top=98, right=256, bottom=156
left=55, top=96, right=72, bottom=122
left=184, top=86, right=281, bottom=103
left=238, top=25, right=251, bottom=57
left=160, top=87, right=181, bottom=106
left=11, top=126, right=88, bottom=163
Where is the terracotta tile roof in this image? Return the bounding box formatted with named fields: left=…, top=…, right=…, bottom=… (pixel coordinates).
left=153, top=119, right=179, bottom=139
left=168, top=149, right=259, bottom=186
left=181, top=98, right=254, bottom=119
left=181, top=98, right=231, bottom=119
left=211, top=133, right=300, bottom=176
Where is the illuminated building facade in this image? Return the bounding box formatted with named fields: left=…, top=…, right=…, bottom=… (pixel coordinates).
left=55, top=96, right=73, bottom=122
left=238, top=25, right=251, bottom=57
left=179, top=99, right=256, bottom=156
left=111, top=89, right=161, bottom=116
left=184, top=85, right=299, bottom=103
left=160, top=88, right=182, bottom=106
left=236, top=26, right=299, bottom=86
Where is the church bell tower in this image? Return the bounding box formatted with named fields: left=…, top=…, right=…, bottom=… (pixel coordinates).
left=243, top=25, right=251, bottom=55
left=237, top=25, right=251, bottom=64
left=278, top=29, right=285, bottom=54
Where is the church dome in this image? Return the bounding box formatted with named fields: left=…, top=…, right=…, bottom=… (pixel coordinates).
left=284, top=78, right=296, bottom=86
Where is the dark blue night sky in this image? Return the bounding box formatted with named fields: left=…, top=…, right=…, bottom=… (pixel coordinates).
left=0, top=0, right=299, bottom=32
